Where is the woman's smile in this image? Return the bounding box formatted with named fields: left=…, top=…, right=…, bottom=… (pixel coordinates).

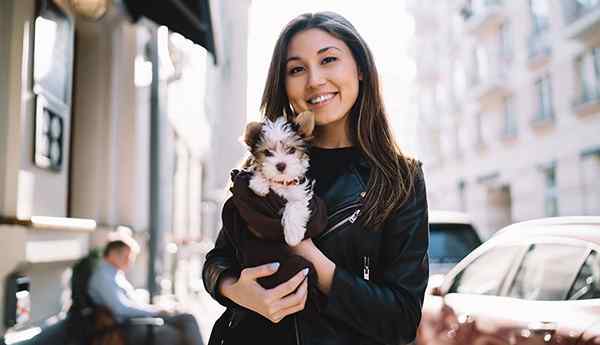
left=306, top=92, right=338, bottom=109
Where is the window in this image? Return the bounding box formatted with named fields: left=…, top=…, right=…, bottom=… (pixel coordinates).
left=530, top=0, right=550, bottom=34
left=593, top=48, right=600, bottom=80
left=453, top=62, right=467, bottom=101
left=32, top=1, right=74, bottom=171
left=449, top=246, right=523, bottom=296
left=498, top=22, right=512, bottom=62
left=469, top=49, right=480, bottom=87
left=476, top=46, right=489, bottom=81
left=475, top=112, right=484, bottom=147
left=429, top=224, right=482, bottom=264
left=568, top=251, right=600, bottom=300
left=458, top=180, right=467, bottom=211
left=543, top=163, right=558, bottom=217
left=580, top=149, right=600, bottom=215
left=508, top=244, right=584, bottom=301
left=502, top=96, right=517, bottom=138
left=535, top=76, right=554, bottom=121
left=564, top=0, right=600, bottom=23
left=576, top=0, right=600, bottom=10
left=575, top=49, right=600, bottom=104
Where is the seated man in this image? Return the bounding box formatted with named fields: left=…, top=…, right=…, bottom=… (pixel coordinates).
left=88, top=239, right=204, bottom=345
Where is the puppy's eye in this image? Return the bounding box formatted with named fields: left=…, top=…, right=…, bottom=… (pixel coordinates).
left=264, top=150, right=274, bottom=157
left=287, top=147, right=296, bottom=154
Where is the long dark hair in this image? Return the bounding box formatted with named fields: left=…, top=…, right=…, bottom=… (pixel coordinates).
left=260, top=12, right=420, bottom=230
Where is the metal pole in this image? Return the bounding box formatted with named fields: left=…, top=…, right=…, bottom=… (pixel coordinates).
left=148, top=27, right=160, bottom=300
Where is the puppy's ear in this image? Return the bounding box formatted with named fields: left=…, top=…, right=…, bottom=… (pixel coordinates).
left=294, top=110, right=315, bottom=138
left=244, top=122, right=263, bottom=149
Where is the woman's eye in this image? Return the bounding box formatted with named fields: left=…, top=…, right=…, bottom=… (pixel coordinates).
left=322, top=56, right=337, bottom=64
left=264, top=150, right=274, bottom=157
left=289, top=66, right=304, bottom=75
left=287, top=147, right=296, bottom=154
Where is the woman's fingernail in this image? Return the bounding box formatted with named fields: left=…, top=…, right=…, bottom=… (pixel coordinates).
left=270, top=262, right=280, bottom=271
left=302, top=268, right=309, bottom=276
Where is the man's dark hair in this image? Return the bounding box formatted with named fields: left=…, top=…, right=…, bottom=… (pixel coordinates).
left=103, top=240, right=131, bottom=257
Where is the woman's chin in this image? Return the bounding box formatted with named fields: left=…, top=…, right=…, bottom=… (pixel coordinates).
left=314, top=113, right=348, bottom=127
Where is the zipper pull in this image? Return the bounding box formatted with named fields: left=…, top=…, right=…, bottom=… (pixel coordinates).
left=349, top=209, right=361, bottom=223
left=360, top=191, right=366, bottom=198
left=363, top=256, right=370, bottom=281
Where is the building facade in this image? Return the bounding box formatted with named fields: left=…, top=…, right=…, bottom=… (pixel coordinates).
left=0, top=0, right=249, bottom=337
left=409, top=0, right=600, bottom=238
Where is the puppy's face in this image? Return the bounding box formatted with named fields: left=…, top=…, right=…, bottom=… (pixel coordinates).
left=246, top=117, right=310, bottom=182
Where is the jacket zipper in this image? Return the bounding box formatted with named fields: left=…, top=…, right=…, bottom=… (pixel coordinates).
left=317, top=208, right=361, bottom=241
left=316, top=192, right=366, bottom=242
left=363, top=256, right=370, bottom=281
left=295, top=193, right=365, bottom=344
left=326, top=201, right=359, bottom=220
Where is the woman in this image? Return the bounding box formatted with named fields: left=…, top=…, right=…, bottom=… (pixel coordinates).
left=203, top=12, right=429, bottom=345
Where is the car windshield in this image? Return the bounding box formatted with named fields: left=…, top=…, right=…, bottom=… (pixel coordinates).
left=429, top=224, right=482, bottom=263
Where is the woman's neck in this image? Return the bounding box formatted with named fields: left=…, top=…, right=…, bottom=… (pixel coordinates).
left=312, top=117, right=353, bottom=148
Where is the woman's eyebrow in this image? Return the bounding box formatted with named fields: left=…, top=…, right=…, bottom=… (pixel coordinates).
left=286, top=46, right=343, bottom=64
left=317, top=46, right=342, bottom=54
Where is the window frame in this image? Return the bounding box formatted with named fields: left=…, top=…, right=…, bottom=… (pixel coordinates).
left=535, top=75, right=554, bottom=121
left=566, top=248, right=597, bottom=300
left=543, top=163, right=559, bottom=217
left=502, top=95, right=518, bottom=138
left=445, top=244, right=529, bottom=296
left=505, top=242, right=588, bottom=301
left=32, top=0, right=74, bottom=172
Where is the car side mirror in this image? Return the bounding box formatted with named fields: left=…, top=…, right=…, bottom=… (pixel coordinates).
left=430, top=286, right=443, bottom=297
left=427, top=274, right=445, bottom=297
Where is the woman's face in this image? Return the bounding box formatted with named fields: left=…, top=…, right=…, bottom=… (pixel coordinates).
left=285, top=29, right=360, bottom=128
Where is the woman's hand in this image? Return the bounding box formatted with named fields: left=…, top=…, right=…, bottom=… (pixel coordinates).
left=290, top=239, right=336, bottom=294
left=219, top=263, right=309, bottom=323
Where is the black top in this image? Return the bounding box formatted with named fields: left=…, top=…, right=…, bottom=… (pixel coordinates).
left=308, top=146, right=361, bottom=196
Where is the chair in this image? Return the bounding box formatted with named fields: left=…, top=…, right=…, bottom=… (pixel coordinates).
left=67, top=249, right=164, bottom=345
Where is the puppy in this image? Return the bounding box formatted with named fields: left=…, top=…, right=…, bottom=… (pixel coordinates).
left=243, top=111, right=315, bottom=246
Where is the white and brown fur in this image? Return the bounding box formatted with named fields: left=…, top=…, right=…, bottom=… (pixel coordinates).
left=243, top=111, right=315, bottom=246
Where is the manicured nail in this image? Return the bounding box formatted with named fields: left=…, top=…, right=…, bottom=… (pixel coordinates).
left=270, top=262, right=280, bottom=271
left=302, top=268, right=309, bottom=276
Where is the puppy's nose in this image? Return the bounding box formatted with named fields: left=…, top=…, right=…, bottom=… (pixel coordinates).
left=276, top=163, right=286, bottom=172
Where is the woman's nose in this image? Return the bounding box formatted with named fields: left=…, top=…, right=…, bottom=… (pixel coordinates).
left=307, top=68, right=326, bottom=88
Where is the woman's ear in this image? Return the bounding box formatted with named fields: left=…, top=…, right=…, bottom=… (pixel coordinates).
left=294, top=110, right=315, bottom=138
left=244, top=122, right=263, bottom=149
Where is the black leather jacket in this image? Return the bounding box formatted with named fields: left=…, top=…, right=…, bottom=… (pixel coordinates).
left=203, top=157, right=429, bottom=345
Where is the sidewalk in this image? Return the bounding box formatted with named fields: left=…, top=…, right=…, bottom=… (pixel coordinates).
left=179, top=283, right=225, bottom=341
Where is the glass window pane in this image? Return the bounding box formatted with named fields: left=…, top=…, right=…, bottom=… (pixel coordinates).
left=508, top=244, right=585, bottom=301
left=449, top=246, right=523, bottom=296
left=33, top=3, right=72, bottom=104
left=429, top=224, right=482, bottom=263
left=568, top=251, right=600, bottom=300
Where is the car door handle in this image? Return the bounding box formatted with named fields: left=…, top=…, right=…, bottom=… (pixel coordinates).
left=528, top=321, right=556, bottom=334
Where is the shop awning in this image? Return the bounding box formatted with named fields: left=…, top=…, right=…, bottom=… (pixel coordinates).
left=123, top=0, right=217, bottom=63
